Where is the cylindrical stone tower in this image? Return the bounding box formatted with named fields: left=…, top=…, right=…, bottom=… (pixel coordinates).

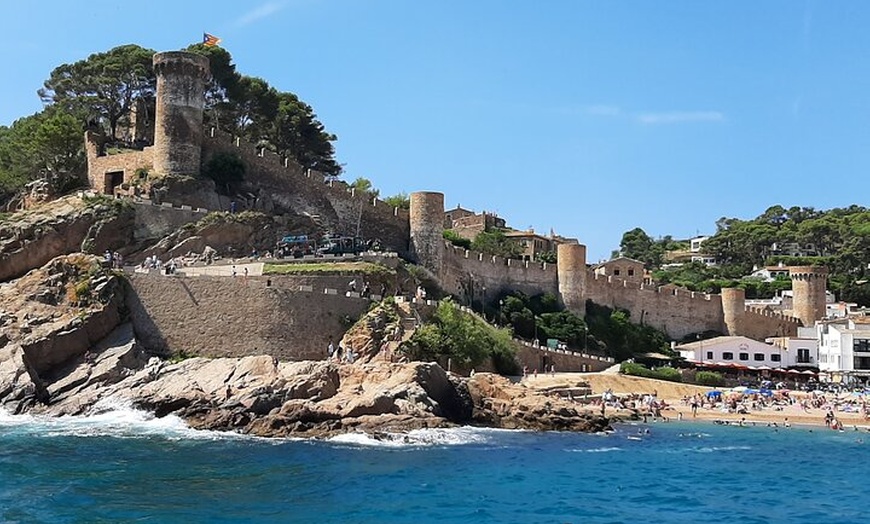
left=152, top=51, right=210, bottom=176
left=720, top=287, right=746, bottom=336
left=557, top=243, right=587, bottom=317
left=790, top=266, right=828, bottom=327
left=409, top=191, right=445, bottom=277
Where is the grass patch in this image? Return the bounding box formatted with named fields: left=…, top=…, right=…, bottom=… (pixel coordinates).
left=263, top=261, right=395, bottom=277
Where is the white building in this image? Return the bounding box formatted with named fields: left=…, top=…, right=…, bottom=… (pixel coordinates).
left=690, top=236, right=709, bottom=253
left=676, top=335, right=816, bottom=369
left=816, top=318, right=870, bottom=384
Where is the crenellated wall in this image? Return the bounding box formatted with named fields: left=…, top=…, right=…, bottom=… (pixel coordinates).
left=439, top=241, right=558, bottom=303
left=201, top=128, right=411, bottom=254
left=584, top=273, right=724, bottom=339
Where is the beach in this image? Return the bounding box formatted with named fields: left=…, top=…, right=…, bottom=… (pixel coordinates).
left=523, top=371, right=870, bottom=430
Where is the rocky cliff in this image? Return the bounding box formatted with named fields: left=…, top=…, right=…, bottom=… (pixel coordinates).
left=0, top=194, right=134, bottom=282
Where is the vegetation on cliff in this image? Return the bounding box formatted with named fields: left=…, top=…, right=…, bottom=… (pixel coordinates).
left=403, top=300, right=517, bottom=374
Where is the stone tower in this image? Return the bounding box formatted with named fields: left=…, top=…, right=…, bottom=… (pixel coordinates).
left=790, top=266, right=828, bottom=327
left=409, top=191, right=445, bottom=277
left=152, top=51, right=210, bottom=176
left=557, top=243, right=587, bottom=317
left=720, top=287, right=746, bottom=336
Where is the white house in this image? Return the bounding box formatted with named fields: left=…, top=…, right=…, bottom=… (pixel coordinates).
left=676, top=335, right=815, bottom=369
left=690, top=236, right=709, bottom=253
left=816, top=318, right=870, bottom=384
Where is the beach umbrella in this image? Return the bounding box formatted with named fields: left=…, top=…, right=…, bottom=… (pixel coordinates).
left=759, top=388, right=774, bottom=397
left=800, top=370, right=816, bottom=375
left=706, top=390, right=722, bottom=399
left=787, top=369, right=801, bottom=375
left=756, top=365, right=772, bottom=371
left=731, top=386, right=749, bottom=393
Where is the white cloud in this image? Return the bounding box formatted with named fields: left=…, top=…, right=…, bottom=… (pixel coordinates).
left=235, top=2, right=286, bottom=27
left=635, top=111, right=725, bottom=125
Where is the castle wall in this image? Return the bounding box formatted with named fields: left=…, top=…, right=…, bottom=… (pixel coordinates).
left=514, top=343, right=613, bottom=373
left=585, top=273, right=725, bottom=340
left=440, top=242, right=558, bottom=303
left=201, top=129, right=410, bottom=254
left=126, top=274, right=372, bottom=360
left=739, top=308, right=801, bottom=340
left=85, top=132, right=152, bottom=195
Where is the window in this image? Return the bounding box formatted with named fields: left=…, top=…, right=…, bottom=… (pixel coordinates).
left=854, top=339, right=870, bottom=353
left=797, top=348, right=811, bottom=364
left=706, top=351, right=713, bottom=360
left=613, top=269, right=621, bottom=276
left=739, top=352, right=749, bottom=361
left=770, top=354, right=781, bottom=362
left=722, top=352, right=733, bottom=360
left=854, top=356, right=870, bottom=370
left=754, top=353, right=765, bottom=361
left=628, top=269, right=635, bottom=277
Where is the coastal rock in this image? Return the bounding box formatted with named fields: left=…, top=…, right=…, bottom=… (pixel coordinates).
left=467, top=373, right=611, bottom=433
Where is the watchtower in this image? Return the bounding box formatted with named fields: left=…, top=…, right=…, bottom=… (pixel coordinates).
left=409, top=191, right=445, bottom=277
left=720, top=287, right=746, bottom=335
left=557, top=243, right=587, bottom=317
left=789, top=266, right=828, bottom=327
left=152, top=51, right=210, bottom=176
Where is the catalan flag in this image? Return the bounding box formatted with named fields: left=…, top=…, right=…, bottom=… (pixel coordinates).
left=203, top=33, right=222, bottom=47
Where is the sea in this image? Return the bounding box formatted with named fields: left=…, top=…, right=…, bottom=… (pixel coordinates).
left=1, top=402, right=868, bottom=524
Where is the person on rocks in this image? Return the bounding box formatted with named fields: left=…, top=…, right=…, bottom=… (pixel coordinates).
left=335, top=343, right=344, bottom=362
left=348, top=279, right=357, bottom=293
left=327, top=339, right=335, bottom=359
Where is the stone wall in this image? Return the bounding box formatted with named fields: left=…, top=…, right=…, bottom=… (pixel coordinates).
left=86, top=143, right=152, bottom=195
left=585, top=273, right=725, bottom=340
left=201, top=129, right=410, bottom=254
left=515, top=343, right=614, bottom=373
left=126, top=273, right=374, bottom=360
left=440, top=242, right=559, bottom=303
left=740, top=308, right=801, bottom=340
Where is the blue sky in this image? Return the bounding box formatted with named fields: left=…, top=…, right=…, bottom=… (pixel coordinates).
left=2, top=1, right=869, bottom=260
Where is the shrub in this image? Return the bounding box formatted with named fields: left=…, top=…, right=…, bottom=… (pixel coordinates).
left=620, top=362, right=682, bottom=383
left=443, top=229, right=471, bottom=249
left=696, top=370, right=724, bottom=386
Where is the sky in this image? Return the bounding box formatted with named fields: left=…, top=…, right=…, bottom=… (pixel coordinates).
left=2, top=1, right=869, bottom=260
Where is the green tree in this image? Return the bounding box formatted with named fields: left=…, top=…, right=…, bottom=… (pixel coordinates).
left=39, top=44, right=156, bottom=139
left=471, top=229, right=522, bottom=259
left=383, top=192, right=410, bottom=210
left=0, top=108, right=86, bottom=198
left=202, top=152, right=246, bottom=194
left=349, top=177, right=379, bottom=198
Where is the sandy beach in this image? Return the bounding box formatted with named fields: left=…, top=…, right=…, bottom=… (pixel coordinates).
left=522, top=371, right=870, bottom=430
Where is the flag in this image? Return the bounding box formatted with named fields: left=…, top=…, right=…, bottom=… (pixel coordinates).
left=203, top=33, right=222, bottom=47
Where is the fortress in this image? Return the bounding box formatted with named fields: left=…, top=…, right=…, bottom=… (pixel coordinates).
left=86, top=51, right=829, bottom=344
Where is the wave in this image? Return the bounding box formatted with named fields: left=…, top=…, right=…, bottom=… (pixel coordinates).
left=0, top=397, right=251, bottom=442
left=327, top=426, right=505, bottom=448
left=569, top=446, right=622, bottom=453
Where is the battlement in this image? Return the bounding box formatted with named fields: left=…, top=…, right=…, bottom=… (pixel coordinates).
left=744, top=306, right=802, bottom=325
left=204, top=128, right=411, bottom=223
left=442, top=241, right=554, bottom=273
left=589, top=272, right=715, bottom=302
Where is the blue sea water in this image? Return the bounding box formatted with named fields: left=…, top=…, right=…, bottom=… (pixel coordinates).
left=1, top=403, right=869, bottom=524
